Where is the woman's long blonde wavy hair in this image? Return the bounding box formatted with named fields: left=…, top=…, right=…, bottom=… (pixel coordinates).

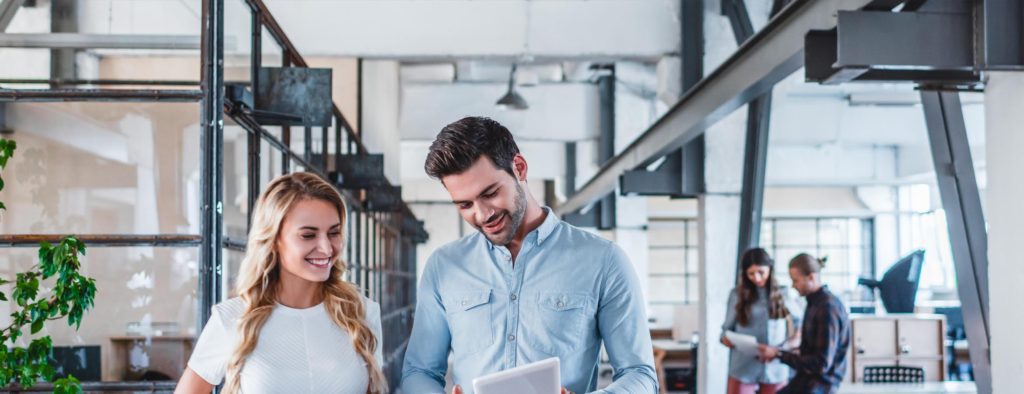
left=222, top=172, right=387, bottom=394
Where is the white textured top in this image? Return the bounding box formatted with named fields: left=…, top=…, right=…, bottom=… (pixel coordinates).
left=188, top=296, right=384, bottom=394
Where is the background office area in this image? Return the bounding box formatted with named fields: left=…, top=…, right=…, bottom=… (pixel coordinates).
left=0, top=0, right=1021, bottom=393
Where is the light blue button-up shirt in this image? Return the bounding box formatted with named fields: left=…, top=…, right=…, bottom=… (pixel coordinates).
left=401, top=208, right=657, bottom=394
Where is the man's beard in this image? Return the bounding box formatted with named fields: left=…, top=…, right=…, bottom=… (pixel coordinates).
left=480, top=182, right=527, bottom=246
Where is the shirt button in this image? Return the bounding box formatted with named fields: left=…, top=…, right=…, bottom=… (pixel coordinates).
left=510, top=294, right=518, bottom=301
left=508, top=335, right=516, bottom=341
left=557, top=301, right=565, bottom=308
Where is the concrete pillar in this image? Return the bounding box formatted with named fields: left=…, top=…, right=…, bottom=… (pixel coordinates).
left=985, top=71, right=1024, bottom=393
left=697, top=106, right=747, bottom=394
left=360, top=60, right=402, bottom=184
left=614, top=198, right=650, bottom=311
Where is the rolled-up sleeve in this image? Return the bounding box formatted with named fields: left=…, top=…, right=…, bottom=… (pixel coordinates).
left=400, top=255, right=449, bottom=394
left=592, top=244, right=659, bottom=394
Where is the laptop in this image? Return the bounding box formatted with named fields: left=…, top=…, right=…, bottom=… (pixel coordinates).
left=472, top=357, right=561, bottom=394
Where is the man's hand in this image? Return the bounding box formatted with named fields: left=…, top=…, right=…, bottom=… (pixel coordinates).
left=456, top=384, right=573, bottom=393
left=720, top=336, right=734, bottom=348
left=757, top=344, right=780, bottom=363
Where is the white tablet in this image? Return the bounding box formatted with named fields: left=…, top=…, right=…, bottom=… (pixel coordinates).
left=472, top=357, right=561, bottom=394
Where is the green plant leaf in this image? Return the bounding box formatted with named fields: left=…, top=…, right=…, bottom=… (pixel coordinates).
left=29, top=319, right=43, bottom=335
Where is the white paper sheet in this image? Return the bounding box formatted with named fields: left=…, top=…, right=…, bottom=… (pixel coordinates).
left=725, top=330, right=760, bottom=355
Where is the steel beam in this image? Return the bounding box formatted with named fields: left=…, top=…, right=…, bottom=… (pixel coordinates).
left=554, top=0, right=875, bottom=216
left=982, top=0, right=1024, bottom=69
left=0, top=234, right=201, bottom=248
left=726, top=0, right=779, bottom=262
left=677, top=0, right=705, bottom=198
left=0, top=78, right=204, bottom=86
left=0, top=88, right=203, bottom=102
left=920, top=89, right=991, bottom=394
left=619, top=0, right=704, bottom=198
left=736, top=95, right=771, bottom=258
left=564, top=72, right=615, bottom=229
left=836, top=11, right=973, bottom=70
left=0, top=33, right=230, bottom=50
left=0, top=0, right=26, bottom=32
left=198, top=0, right=226, bottom=333
left=721, top=0, right=755, bottom=44
left=49, top=0, right=77, bottom=83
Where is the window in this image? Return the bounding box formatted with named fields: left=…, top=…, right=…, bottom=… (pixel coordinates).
left=760, top=217, right=875, bottom=303
left=646, top=219, right=699, bottom=322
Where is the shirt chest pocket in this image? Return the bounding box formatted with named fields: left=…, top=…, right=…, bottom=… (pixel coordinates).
left=526, top=293, right=592, bottom=356
left=443, top=290, right=495, bottom=355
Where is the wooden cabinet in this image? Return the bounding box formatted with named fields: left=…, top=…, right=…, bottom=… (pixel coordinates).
left=850, top=314, right=946, bottom=382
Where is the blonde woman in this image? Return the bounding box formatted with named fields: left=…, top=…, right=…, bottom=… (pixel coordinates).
left=175, top=172, right=387, bottom=394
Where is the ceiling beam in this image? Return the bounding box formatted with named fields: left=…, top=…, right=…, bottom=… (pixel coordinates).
left=554, top=0, right=874, bottom=216
left=0, top=33, right=237, bottom=50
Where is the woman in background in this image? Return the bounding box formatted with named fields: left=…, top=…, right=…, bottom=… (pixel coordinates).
left=721, top=248, right=801, bottom=394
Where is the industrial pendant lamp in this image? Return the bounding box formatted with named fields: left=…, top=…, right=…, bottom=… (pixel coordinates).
left=496, top=64, right=529, bottom=110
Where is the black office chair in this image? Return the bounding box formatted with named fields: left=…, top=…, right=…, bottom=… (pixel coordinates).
left=862, top=365, right=925, bottom=383
left=858, top=250, right=925, bottom=313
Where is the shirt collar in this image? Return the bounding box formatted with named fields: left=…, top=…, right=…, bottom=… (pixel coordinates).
left=534, top=206, right=559, bottom=246
left=807, top=285, right=830, bottom=303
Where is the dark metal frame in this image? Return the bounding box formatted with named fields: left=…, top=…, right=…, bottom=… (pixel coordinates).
left=722, top=0, right=781, bottom=275
left=617, top=0, right=704, bottom=199
left=920, top=89, right=991, bottom=394
left=0, top=0, right=424, bottom=390
left=564, top=69, right=616, bottom=229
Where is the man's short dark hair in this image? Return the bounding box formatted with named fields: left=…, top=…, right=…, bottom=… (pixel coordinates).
left=424, top=116, right=520, bottom=179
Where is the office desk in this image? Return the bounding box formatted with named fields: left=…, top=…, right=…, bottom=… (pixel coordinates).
left=109, top=336, right=194, bottom=381
left=838, top=381, right=976, bottom=393
left=652, top=339, right=694, bottom=394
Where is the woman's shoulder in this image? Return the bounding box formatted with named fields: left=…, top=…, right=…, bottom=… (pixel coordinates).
left=361, top=295, right=381, bottom=318
left=212, top=297, right=247, bottom=324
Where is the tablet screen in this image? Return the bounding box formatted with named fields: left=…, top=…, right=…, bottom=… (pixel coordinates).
left=472, top=357, right=560, bottom=394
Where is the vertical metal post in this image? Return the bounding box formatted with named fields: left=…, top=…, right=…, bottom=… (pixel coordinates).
left=736, top=96, right=771, bottom=257
left=247, top=7, right=261, bottom=232
left=247, top=127, right=260, bottom=231
left=675, top=0, right=706, bottom=197
left=920, top=89, right=991, bottom=394
left=49, top=0, right=77, bottom=83
left=334, top=119, right=343, bottom=175
left=281, top=49, right=291, bottom=174
left=304, top=125, right=312, bottom=168
left=199, top=0, right=225, bottom=331
left=726, top=0, right=779, bottom=271
left=597, top=71, right=616, bottom=230
left=321, top=126, right=329, bottom=171
left=564, top=142, right=576, bottom=198
left=250, top=7, right=261, bottom=102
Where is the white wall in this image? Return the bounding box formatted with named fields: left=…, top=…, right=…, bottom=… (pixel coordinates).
left=986, top=72, right=1024, bottom=393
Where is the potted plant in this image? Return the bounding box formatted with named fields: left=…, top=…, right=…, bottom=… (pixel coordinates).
left=0, top=138, right=97, bottom=394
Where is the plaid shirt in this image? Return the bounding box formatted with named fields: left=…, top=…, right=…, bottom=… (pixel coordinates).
left=778, top=286, right=850, bottom=394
